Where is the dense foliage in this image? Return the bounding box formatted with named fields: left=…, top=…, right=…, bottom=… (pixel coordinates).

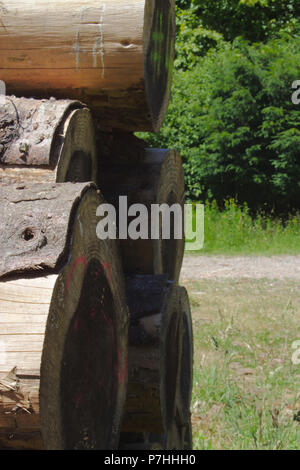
left=139, top=2, right=300, bottom=212
left=177, top=0, right=299, bottom=42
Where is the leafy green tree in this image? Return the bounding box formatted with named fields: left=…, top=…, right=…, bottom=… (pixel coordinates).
left=176, top=0, right=192, bottom=7
left=175, top=5, right=223, bottom=70
left=140, top=31, right=300, bottom=211
left=176, top=0, right=299, bottom=43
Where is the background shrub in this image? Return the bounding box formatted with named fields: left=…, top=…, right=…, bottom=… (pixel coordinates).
left=140, top=26, right=300, bottom=212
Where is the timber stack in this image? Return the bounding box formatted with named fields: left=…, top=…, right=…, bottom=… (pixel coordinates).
left=0, top=0, right=194, bottom=450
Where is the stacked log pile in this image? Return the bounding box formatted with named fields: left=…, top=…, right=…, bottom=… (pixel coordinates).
left=0, top=0, right=175, bottom=131
left=0, top=0, right=193, bottom=450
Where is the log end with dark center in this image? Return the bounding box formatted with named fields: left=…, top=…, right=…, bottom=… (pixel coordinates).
left=61, top=259, right=118, bottom=450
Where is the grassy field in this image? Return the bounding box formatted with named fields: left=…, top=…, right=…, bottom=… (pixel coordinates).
left=191, top=199, right=300, bottom=255
left=184, top=278, right=300, bottom=450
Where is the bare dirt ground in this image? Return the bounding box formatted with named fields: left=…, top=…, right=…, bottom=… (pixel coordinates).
left=181, top=254, right=300, bottom=280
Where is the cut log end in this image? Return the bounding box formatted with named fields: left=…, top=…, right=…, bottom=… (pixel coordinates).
left=144, top=0, right=175, bottom=132
left=121, top=276, right=184, bottom=434
left=40, top=188, right=129, bottom=450
left=153, top=149, right=185, bottom=282
left=51, top=259, right=122, bottom=450
left=177, top=287, right=193, bottom=428
left=121, top=279, right=193, bottom=450
left=0, top=97, right=97, bottom=186
left=0, top=184, right=129, bottom=450
left=56, top=107, right=97, bottom=184
left=99, top=145, right=185, bottom=282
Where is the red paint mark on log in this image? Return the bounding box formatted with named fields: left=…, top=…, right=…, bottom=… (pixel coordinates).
left=102, top=310, right=113, bottom=329
left=73, top=391, right=83, bottom=409
left=90, top=307, right=96, bottom=318
left=102, top=262, right=112, bottom=282
left=66, top=256, right=88, bottom=292
left=116, top=346, right=127, bottom=385
left=93, top=269, right=100, bottom=280
left=73, top=316, right=81, bottom=332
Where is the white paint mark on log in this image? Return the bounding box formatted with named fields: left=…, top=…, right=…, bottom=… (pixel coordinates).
left=0, top=3, right=9, bottom=33
left=80, top=6, right=89, bottom=21
left=93, top=39, right=98, bottom=68
left=78, top=214, right=83, bottom=238
left=73, top=32, right=80, bottom=71
left=99, top=4, right=106, bottom=78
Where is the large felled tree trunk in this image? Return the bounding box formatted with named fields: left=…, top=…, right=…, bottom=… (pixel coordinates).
left=0, top=0, right=175, bottom=132
left=0, top=183, right=128, bottom=450
left=0, top=97, right=97, bottom=185
left=98, top=139, right=185, bottom=282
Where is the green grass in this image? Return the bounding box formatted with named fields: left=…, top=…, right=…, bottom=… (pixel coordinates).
left=185, top=278, right=300, bottom=450
left=189, top=199, right=300, bottom=255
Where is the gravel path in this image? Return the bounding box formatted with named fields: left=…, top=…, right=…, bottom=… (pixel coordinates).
left=180, top=255, right=300, bottom=280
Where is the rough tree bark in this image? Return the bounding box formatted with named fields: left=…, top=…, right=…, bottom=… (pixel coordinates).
left=0, top=97, right=97, bottom=185
left=0, top=183, right=128, bottom=450
left=0, top=0, right=175, bottom=132
left=0, top=182, right=93, bottom=278
left=98, top=142, right=185, bottom=282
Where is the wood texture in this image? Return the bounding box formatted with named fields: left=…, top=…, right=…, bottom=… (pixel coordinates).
left=0, top=97, right=97, bottom=185
left=0, top=275, right=57, bottom=450
left=0, top=1, right=175, bottom=131
left=0, top=182, right=94, bottom=279
left=99, top=144, right=185, bottom=282
left=0, top=185, right=129, bottom=449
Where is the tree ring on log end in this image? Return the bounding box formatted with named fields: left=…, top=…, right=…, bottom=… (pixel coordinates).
left=144, top=0, right=175, bottom=132
left=55, top=108, right=97, bottom=183
left=160, top=285, right=182, bottom=432
left=177, top=287, right=193, bottom=427
left=121, top=276, right=183, bottom=436
left=153, top=149, right=185, bottom=282
left=161, top=191, right=180, bottom=281
left=154, top=416, right=193, bottom=450
left=40, top=189, right=128, bottom=450
left=0, top=99, right=97, bottom=186
left=98, top=146, right=184, bottom=282
left=61, top=258, right=118, bottom=450
left=65, top=150, right=92, bottom=183
left=120, top=283, right=193, bottom=450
